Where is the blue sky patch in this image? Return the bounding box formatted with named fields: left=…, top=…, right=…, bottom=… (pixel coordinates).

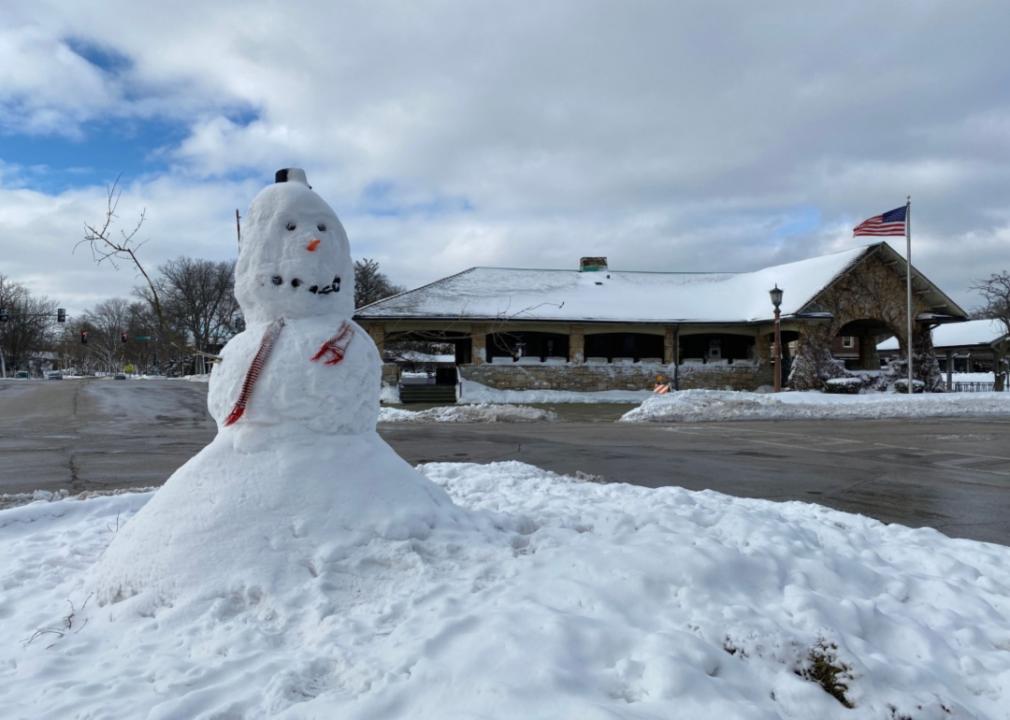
left=64, top=37, right=133, bottom=75
left=0, top=117, right=187, bottom=192
left=0, top=106, right=262, bottom=193
left=772, top=205, right=821, bottom=239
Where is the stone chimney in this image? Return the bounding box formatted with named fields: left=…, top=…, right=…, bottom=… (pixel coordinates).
left=579, top=256, right=608, bottom=272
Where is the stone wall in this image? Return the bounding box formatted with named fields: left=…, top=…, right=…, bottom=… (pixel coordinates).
left=790, top=249, right=938, bottom=390
left=461, top=362, right=770, bottom=392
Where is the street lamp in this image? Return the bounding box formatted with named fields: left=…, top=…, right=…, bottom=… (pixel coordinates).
left=769, top=285, right=784, bottom=392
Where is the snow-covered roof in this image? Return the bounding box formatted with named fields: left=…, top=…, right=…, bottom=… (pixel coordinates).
left=359, top=245, right=877, bottom=324
left=878, top=318, right=1010, bottom=351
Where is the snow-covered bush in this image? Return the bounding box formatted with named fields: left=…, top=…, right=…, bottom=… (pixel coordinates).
left=892, top=378, right=926, bottom=394
left=823, top=377, right=862, bottom=394
left=788, top=333, right=849, bottom=390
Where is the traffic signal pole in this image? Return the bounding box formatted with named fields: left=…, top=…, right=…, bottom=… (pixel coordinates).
left=0, top=307, right=67, bottom=377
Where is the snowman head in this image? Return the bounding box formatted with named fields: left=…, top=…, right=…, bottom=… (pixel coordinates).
left=235, top=169, right=355, bottom=323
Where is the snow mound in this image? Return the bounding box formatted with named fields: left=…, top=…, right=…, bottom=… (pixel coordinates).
left=4, top=462, right=1010, bottom=718
left=89, top=432, right=464, bottom=603
left=621, top=389, right=1010, bottom=422
left=461, top=377, right=652, bottom=404
left=379, top=403, right=558, bottom=423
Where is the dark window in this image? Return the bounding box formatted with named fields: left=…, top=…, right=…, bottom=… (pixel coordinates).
left=678, top=334, right=754, bottom=363
left=584, top=333, right=664, bottom=362
left=485, top=332, right=570, bottom=362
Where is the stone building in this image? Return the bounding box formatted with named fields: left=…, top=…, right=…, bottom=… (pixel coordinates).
left=356, top=242, right=967, bottom=392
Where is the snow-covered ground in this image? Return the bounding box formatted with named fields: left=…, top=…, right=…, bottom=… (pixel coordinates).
left=622, top=389, right=1010, bottom=423
left=379, top=403, right=557, bottom=423
left=2, top=461, right=1008, bottom=718
left=381, top=378, right=652, bottom=405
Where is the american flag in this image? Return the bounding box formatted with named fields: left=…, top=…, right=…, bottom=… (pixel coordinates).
left=853, top=205, right=907, bottom=236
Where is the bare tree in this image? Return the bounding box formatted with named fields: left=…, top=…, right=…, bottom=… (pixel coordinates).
left=153, top=257, right=240, bottom=353
left=77, top=177, right=166, bottom=333
left=54, top=318, right=92, bottom=374
left=79, top=180, right=240, bottom=371
left=84, top=298, right=133, bottom=373
left=972, top=270, right=1010, bottom=391
left=972, top=270, right=1010, bottom=335
left=0, top=276, right=56, bottom=374
left=354, top=258, right=404, bottom=308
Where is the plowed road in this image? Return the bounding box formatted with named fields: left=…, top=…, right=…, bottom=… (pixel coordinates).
left=2, top=377, right=1009, bottom=545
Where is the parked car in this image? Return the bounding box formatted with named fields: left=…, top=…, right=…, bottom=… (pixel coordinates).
left=113, top=373, right=127, bottom=380
left=14, top=370, right=30, bottom=379
left=45, top=371, right=64, bottom=380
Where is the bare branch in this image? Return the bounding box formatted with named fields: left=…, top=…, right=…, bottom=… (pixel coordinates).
left=77, top=177, right=166, bottom=340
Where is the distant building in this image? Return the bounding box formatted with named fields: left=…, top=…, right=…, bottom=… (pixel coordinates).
left=878, top=318, right=1010, bottom=390
left=357, top=242, right=967, bottom=392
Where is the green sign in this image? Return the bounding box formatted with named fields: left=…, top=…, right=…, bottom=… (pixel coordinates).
left=134, top=336, right=152, bottom=341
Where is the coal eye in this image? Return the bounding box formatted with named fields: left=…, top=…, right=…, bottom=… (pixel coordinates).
left=317, top=223, right=327, bottom=232
left=286, top=222, right=296, bottom=231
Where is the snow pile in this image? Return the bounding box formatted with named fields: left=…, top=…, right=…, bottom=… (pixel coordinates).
left=379, top=382, right=400, bottom=403
left=0, top=488, right=71, bottom=510
left=379, top=403, right=558, bottom=423
left=3, top=462, right=1009, bottom=718
left=461, top=377, right=652, bottom=404
left=622, top=389, right=1010, bottom=423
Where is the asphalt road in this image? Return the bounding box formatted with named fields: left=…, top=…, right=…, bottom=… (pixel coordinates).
left=2, top=377, right=1009, bottom=545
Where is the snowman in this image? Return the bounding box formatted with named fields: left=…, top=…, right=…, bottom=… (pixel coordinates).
left=92, top=169, right=460, bottom=602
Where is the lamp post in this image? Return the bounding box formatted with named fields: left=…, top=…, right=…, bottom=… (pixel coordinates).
left=769, top=285, right=784, bottom=392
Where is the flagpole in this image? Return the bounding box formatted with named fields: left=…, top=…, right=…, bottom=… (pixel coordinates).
left=905, top=195, right=913, bottom=394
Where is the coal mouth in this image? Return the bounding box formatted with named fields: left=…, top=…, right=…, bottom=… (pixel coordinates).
left=271, top=275, right=341, bottom=295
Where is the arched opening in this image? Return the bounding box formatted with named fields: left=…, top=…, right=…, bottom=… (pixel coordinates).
left=485, top=331, right=570, bottom=364
left=584, top=332, right=664, bottom=364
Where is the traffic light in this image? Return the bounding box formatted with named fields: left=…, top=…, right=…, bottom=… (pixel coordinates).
left=121, top=332, right=128, bottom=343
left=57, top=308, right=66, bottom=323
left=80, top=330, right=88, bottom=345
left=0, top=308, right=7, bottom=322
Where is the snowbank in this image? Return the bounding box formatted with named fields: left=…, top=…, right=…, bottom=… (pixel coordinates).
left=379, top=382, right=400, bottom=403
left=380, top=379, right=650, bottom=406
left=460, top=378, right=652, bottom=404
left=621, top=389, right=1010, bottom=423
left=3, top=462, right=1009, bottom=718
left=379, top=403, right=558, bottom=423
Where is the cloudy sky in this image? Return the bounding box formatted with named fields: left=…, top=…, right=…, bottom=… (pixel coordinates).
left=2, top=0, right=1008, bottom=316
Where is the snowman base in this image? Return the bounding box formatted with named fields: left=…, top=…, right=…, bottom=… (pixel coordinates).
left=91, top=430, right=464, bottom=604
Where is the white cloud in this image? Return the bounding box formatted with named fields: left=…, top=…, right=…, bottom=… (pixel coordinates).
left=1, top=0, right=1009, bottom=316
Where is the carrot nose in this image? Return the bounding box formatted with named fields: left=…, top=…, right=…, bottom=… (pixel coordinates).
left=306, top=238, right=321, bottom=252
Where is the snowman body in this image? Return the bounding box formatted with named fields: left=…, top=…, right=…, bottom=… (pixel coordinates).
left=207, top=315, right=379, bottom=439
left=92, top=171, right=459, bottom=602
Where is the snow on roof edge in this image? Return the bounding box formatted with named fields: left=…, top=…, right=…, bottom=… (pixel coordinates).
left=355, top=265, right=479, bottom=314
left=354, top=242, right=961, bottom=325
